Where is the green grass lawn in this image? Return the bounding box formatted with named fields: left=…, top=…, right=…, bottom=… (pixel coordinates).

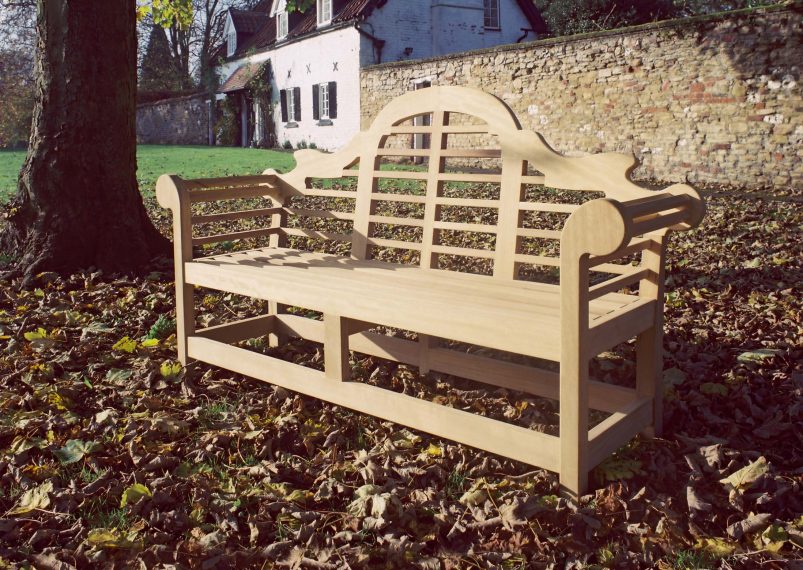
left=0, top=145, right=296, bottom=204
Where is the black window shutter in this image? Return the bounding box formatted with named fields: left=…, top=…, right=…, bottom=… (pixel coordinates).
left=293, top=87, right=301, bottom=121
left=328, top=81, right=337, bottom=119
left=280, top=89, right=288, bottom=122
left=312, top=85, right=320, bottom=120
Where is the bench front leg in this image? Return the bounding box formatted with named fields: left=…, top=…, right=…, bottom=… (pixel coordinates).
left=156, top=175, right=195, bottom=365
left=324, top=314, right=351, bottom=381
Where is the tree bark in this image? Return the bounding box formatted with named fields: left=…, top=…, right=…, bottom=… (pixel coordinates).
left=1, top=0, right=169, bottom=284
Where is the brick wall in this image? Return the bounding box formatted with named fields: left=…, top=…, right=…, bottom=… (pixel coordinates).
left=136, top=93, right=210, bottom=145
left=360, top=6, right=802, bottom=190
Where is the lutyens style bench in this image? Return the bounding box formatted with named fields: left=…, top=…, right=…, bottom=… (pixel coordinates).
left=157, top=86, right=704, bottom=496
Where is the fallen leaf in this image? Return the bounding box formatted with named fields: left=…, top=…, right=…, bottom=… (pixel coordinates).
left=52, top=439, right=102, bottom=464
left=120, top=483, right=152, bottom=507
left=8, top=480, right=53, bottom=516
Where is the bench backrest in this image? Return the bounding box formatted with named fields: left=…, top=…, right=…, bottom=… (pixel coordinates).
left=271, top=86, right=682, bottom=281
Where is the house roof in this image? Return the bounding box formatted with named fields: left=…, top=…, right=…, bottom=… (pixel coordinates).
left=229, top=9, right=270, bottom=34
left=514, top=0, right=549, bottom=34
left=220, top=63, right=263, bottom=92
left=220, top=0, right=547, bottom=62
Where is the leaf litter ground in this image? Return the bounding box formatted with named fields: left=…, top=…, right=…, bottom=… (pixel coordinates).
left=0, top=187, right=800, bottom=569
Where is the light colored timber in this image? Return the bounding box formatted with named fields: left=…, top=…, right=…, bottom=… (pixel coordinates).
left=195, top=315, right=276, bottom=344
left=430, top=245, right=496, bottom=259
left=389, top=125, right=489, bottom=134
left=159, top=86, right=704, bottom=498
left=281, top=228, right=353, bottom=242
left=587, top=268, right=650, bottom=300
left=303, top=188, right=357, bottom=198
left=192, top=227, right=280, bottom=246
left=370, top=193, right=426, bottom=204
left=284, top=208, right=356, bottom=221
left=188, top=335, right=561, bottom=472
left=367, top=237, right=423, bottom=251
left=517, top=228, right=562, bottom=239
left=200, top=312, right=638, bottom=414
left=192, top=207, right=283, bottom=224
left=188, top=184, right=282, bottom=203
left=432, top=221, right=497, bottom=233
left=436, top=197, right=499, bottom=208
left=376, top=148, right=502, bottom=158
left=588, top=397, right=653, bottom=468
left=519, top=202, right=579, bottom=213
left=368, top=215, right=425, bottom=227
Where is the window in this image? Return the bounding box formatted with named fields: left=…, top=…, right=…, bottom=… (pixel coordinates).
left=276, top=10, right=288, bottom=39
left=484, top=0, right=500, bottom=29
left=227, top=30, right=236, bottom=56
left=312, top=82, right=337, bottom=124
left=319, top=83, right=329, bottom=118
left=280, top=87, right=301, bottom=124
left=317, top=0, right=332, bottom=26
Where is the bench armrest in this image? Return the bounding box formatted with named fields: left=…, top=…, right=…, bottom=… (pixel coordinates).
left=156, top=174, right=289, bottom=258
left=561, top=183, right=704, bottom=261
left=155, top=173, right=287, bottom=212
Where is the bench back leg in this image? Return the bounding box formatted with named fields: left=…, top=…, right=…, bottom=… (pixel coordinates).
left=637, top=238, right=668, bottom=438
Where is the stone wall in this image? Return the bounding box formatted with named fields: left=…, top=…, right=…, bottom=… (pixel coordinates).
left=136, top=93, right=209, bottom=145
left=361, top=6, right=802, bottom=190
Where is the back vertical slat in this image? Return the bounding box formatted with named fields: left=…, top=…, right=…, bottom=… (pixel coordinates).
left=420, top=110, right=446, bottom=269
left=494, top=155, right=525, bottom=279
left=351, top=148, right=379, bottom=260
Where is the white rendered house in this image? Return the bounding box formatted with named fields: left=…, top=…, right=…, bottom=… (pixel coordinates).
left=217, top=0, right=546, bottom=150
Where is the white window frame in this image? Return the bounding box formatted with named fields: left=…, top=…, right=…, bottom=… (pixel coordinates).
left=483, top=0, right=500, bottom=29
left=276, top=10, right=288, bottom=39
left=317, top=0, right=332, bottom=26
left=319, top=83, right=329, bottom=119
left=286, top=88, right=295, bottom=122
left=227, top=30, right=236, bottom=56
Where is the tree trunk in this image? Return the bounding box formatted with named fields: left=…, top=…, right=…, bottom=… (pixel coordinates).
left=1, top=0, right=169, bottom=285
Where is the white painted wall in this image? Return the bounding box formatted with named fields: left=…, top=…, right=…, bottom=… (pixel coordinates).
left=271, top=26, right=362, bottom=151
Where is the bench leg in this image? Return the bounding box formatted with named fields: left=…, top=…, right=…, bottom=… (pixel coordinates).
left=418, top=334, right=438, bottom=376
left=268, top=300, right=287, bottom=348
left=324, top=314, right=350, bottom=381
left=559, top=353, right=589, bottom=498
left=636, top=327, right=663, bottom=438
left=176, top=282, right=195, bottom=366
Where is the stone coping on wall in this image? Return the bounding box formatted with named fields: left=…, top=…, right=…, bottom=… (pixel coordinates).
left=364, top=3, right=797, bottom=72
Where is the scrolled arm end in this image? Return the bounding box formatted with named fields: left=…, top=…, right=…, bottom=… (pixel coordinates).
left=561, top=198, right=631, bottom=258
left=663, top=183, right=705, bottom=230
left=156, top=174, right=186, bottom=212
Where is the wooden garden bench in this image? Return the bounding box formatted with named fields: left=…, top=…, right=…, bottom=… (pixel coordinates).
left=157, top=86, right=704, bottom=496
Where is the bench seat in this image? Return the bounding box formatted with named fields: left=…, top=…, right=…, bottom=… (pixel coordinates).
left=187, top=247, right=652, bottom=361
